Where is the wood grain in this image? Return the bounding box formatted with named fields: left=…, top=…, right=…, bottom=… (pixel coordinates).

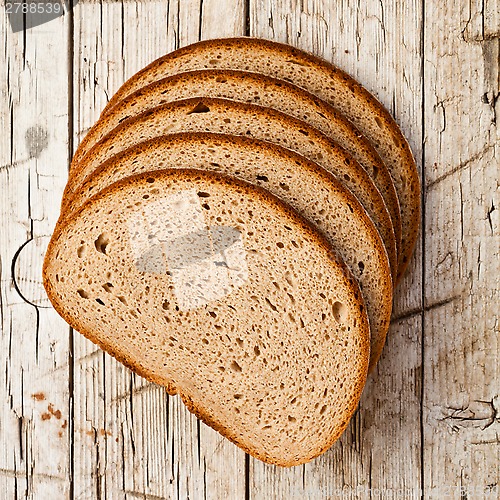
left=0, top=0, right=498, bottom=498
left=423, top=0, right=500, bottom=497
left=0, top=3, right=71, bottom=498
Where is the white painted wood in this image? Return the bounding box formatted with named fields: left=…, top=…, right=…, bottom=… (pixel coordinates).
left=0, top=5, right=71, bottom=499
left=423, top=0, right=500, bottom=497
left=71, top=1, right=246, bottom=498
left=2, top=0, right=498, bottom=498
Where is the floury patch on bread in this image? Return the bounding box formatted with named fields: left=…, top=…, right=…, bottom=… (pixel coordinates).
left=63, top=132, right=393, bottom=370
left=64, top=97, right=398, bottom=281
left=43, top=169, right=370, bottom=466
left=98, top=37, right=419, bottom=281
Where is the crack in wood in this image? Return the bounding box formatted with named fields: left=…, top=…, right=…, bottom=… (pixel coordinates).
left=0, top=468, right=67, bottom=481
left=391, top=294, right=463, bottom=323
left=487, top=200, right=496, bottom=234
left=426, top=144, right=496, bottom=190
left=438, top=398, right=499, bottom=431
left=124, top=491, right=170, bottom=500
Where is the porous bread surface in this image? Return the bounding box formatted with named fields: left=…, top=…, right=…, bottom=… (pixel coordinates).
left=100, top=37, right=419, bottom=281
left=65, top=97, right=398, bottom=281
left=71, top=68, right=401, bottom=257
left=65, top=132, right=393, bottom=369
left=44, top=168, right=370, bottom=466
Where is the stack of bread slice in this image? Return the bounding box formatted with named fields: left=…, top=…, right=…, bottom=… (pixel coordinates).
left=43, top=38, right=420, bottom=467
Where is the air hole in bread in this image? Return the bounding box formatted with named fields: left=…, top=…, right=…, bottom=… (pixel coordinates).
left=95, top=298, right=105, bottom=306
left=265, top=298, right=278, bottom=312
left=276, top=242, right=284, bottom=248
left=332, top=301, right=347, bottom=322
left=256, top=174, right=269, bottom=182
left=117, top=296, right=127, bottom=305
left=102, top=282, right=114, bottom=293
left=146, top=177, right=155, bottom=183
left=254, top=346, right=261, bottom=356
left=375, top=116, right=383, bottom=128
left=298, top=129, right=309, bottom=136
left=94, top=233, right=110, bottom=255
left=233, top=394, right=243, bottom=399
left=187, top=102, right=210, bottom=114
left=77, top=245, right=86, bottom=258
left=77, top=289, right=89, bottom=299
left=230, top=361, right=242, bottom=372
left=202, top=203, right=210, bottom=210
left=358, top=261, right=365, bottom=274
left=286, top=59, right=308, bottom=67
left=288, top=416, right=296, bottom=422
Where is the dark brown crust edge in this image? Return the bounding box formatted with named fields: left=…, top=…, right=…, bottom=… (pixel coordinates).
left=44, top=167, right=370, bottom=467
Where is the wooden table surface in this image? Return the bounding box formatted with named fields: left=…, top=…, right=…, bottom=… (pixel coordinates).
left=1, top=1, right=499, bottom=498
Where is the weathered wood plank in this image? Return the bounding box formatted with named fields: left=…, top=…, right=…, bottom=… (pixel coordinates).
left=423, top=0, right=499, bottom=497
left=0, top=5, right=71, bottom=499
left=71, top=1, right=246, bottom=498
left=249, top=0, right=423, bottom=497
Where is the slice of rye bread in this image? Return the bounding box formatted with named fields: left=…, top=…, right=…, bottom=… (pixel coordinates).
left=44, top=168, right=371, bottom=466
left=99, top=37, right=420, bottom=282
left=64, top=132, right=393, bottom=371
left=64, top=97, right=398, bottom=281
left=71, top=69, right=401, bottom=258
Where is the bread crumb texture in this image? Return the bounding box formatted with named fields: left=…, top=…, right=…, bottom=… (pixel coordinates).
left=44, top=169, right=370, bottom=466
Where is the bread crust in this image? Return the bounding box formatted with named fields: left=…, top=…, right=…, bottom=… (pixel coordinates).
left=44, top=168, right=370, bottom=467
left=98, top=37, right=419, bottom=282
